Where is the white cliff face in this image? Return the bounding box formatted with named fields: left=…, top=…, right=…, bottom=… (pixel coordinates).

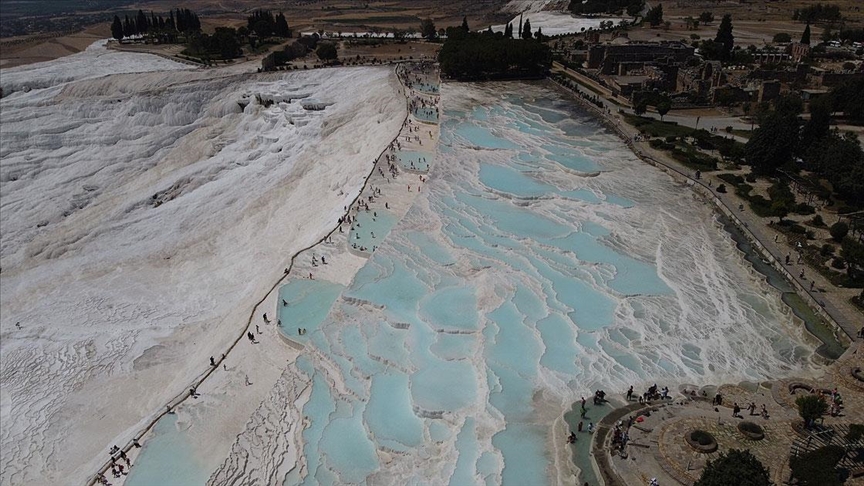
left=0, top=41, right=405, bottom=485
left=501, top=0, right=571, bottom=14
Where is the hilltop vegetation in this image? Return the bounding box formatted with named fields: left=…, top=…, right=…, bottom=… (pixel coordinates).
left=439, top=26, right=551, bottom=80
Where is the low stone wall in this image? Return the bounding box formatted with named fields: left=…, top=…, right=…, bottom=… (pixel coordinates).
left=592, top=402, right=653, bottom=486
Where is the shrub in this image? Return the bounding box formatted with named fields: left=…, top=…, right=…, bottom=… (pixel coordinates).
left=787, top=223, right=807, bottom=234
left=665, top=135, right=677, bottom=143
left=773, top=32, right=792, bottom=43
left=831, top=258, right=846, bottom=269
left=846, top=423, right=864, bottom=442
left=649, top=138, right=664, bottom=148
left=829, top=222, right=849, bottom=242
left=794, top=203, right=815, bottom=215
left=725, top=126, right=733, bottom=133
left=695, top=449, right=770, bottom=486
left=796, top=394, right=828, bottom=427
left=811, top=214, right=825, bottom=226
left=718, top=173, right=744, bottom=185
left=316, top=42, right=338, bottom=60
left=691, top=430, right=714, bottom=446
left=716, top=184, right=727, bottom=193
left=821, top=244, right=835, bottom=256
left=790, top=445, right=845, bottom=486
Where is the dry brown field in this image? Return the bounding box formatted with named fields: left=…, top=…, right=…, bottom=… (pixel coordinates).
left=3, top=0, right=863, bottom=69
left=1, top=0, right=507, bottom=69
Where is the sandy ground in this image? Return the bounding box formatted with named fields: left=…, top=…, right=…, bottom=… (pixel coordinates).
left=0, top=24, right=108, bottom=69
left=339, top=40, right=440, bottom=63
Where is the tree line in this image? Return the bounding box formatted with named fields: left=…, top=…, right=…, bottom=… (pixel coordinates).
left=111, top=9, right=200, bottom=41
left=744, top=85, right=864, bottom=206
left=439, top=25, right=551, bottom=80
left=246, top=10, right=291, bottom=38
left=111, top=8, right=294, bottom=62
left=793, top=3, right=842, bottom=23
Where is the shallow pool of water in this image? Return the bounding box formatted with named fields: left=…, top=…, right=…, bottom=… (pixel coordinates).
left=287, top=81, right=820, bottom=485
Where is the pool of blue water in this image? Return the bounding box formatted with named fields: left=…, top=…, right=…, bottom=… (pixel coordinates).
left=277, top=279, right=344, bottom=342
left=125, top=414, right=208, bottom=486
left=413, top=107, right=439, bottom=124
left=283, top=81, right=817, bottom=485
left=348, top=209, right=397, bottom=253
left=414, top=82, right=439, bottom=94
left=396, top=150, right=433, bottom=172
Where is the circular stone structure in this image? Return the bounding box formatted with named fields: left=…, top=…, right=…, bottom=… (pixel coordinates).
left=685, top=429, right=718, bottom=453
left=737, top=421, right=765, bottom=441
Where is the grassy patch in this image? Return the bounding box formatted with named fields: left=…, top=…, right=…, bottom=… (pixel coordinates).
left=623, top=114, right=692, bottom=138
left=326, top=15, right=421, bottom=25
left=730, top=128, right=753, bottom=139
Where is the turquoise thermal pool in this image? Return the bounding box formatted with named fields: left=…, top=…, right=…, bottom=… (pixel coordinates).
left=413, top=106, right=439, bottom=124
left=348, top=210, right=398, bottom=254
left=278, top=279, right=345, bottom=342
left=396, top=150, right=433, bottom=172
left=291, top=82, right=816, bottom=484
left=130, top=81, right=819, bottom=485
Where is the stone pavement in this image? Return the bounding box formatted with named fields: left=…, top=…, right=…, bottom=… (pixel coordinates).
left=594, top=344, right=864, bottom=486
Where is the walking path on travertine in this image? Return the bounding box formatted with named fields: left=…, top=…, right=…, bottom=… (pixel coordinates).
left=92, top=62, right=440, bottom=486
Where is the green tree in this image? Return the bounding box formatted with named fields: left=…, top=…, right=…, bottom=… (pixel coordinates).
left=801, top=23, right=811, bottom=45
left=744, top=94, right=801, bottom=175
left=770, top=200, right=789, bottom=223
left=504, top=22, right=513, bottom=38
left=213, top=27, right=240, bottom=58
left=275, top=12, right=291, bottom=38
left=461, top=16, right=469, bottom=32
left=420, top=18, right=437, bottom=40
left=646, top=4, right=664, bottom=27
left=796, top=394, right=828, bottom=428
left=111, top=15, right=124, bottom=40
left=714, top=14, right=734, bottom=60
left=790, top=445, right=845, bottom=486
left=805, top=129, right=864, bottom=203
left=657, top=100, right=671, bottom=121
left=800, top=94, right=832, bottom=148
left=438, top=31, right=551, bottom=80
left=522, top=18, right=533, bottom=39
left=773, top=32, right=791, bottom=43
left=694, top=449, right=770, bottom=486
left=136, top=9, right=148, bottom=34
left=830, top=222, right=849, bottom=242
left=821, top=25, right=834, bottom=43
left=699, top=11, right=714, bottom=24
left=316, top=42, right=337, bottom=60
left=626, top=0, right=643, bottom=17
left=634, top=102, right=647, bottom=116
left=841, top=238, right=864, bottom=281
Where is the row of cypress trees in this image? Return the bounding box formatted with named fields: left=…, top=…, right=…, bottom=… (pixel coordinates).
left=111, top=9, right=200, bottom=40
